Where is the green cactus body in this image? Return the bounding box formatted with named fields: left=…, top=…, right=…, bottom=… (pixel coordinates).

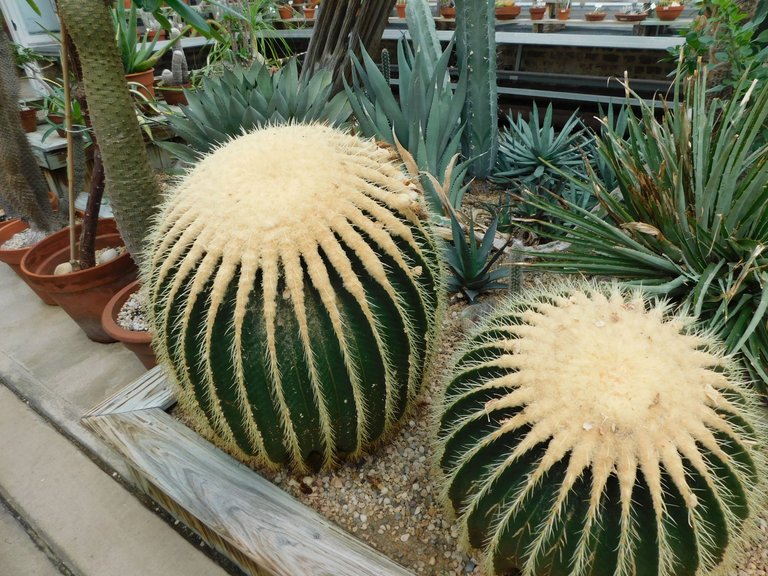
left=455, top=0, right=497, bottom=177
left=379, top=48, right=391, bottom=87
left=144, top=124, right=444, bottom=472
left=437, top=281, right=766, bottom=576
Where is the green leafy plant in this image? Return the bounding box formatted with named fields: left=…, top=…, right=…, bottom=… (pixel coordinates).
left=672, top=0, right=768, bottom=93
left=445, top=211, right=509, bottom=302
left=112, top=2, right=183, bottom=74
left=437, top=280, right=766, bottom=576
left=143, top=124, right=444, bottom=471
left=162, top=58, right=351, bottom=162
left=518, top=65, right=768, bottom=392
left=36, top=78, right=88, bottom=141
left=345, top=37, right=468, bottom=212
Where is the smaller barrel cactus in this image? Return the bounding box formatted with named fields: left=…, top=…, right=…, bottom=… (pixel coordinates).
left=144, top=124, right=444, bottom=472
left=437, top=281, right=766, bottom=576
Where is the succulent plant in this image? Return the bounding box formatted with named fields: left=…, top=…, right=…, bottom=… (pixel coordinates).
left=160, top=31, right=189, bottom=88
left=163, top=59, right=351, bottom=162
left=437, top=281, right=766, bottom=576
left=144, top=124, right=444, bottom=471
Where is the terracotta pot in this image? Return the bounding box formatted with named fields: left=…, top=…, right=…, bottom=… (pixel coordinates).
left=158, top=84, right=190, bottom=106
left=279, top=5, right=294, bottom=18
left=125, top=68, right=155, bottom=101
left=102, top=280, right=157, bottom=369
left=20, top=219, right=138, bottom=343
left=0, top=220, right=58, bottom=305
left=441, top=7, right=456, bottom=18
left=20, top=108, right=37, bottom=133
left=305, top=6, right=316, bottom=18
left=585, top=11, right=606, bottom=20
left=46, top=113, right=67, bottom=138
left=396, top=3, right=406, bottom=17
left=656, top=4, right=684, bottom=20
left=529, top=6, right=546, bottom=19
left=495, top=5, right=521, bottom=19
left=146, top=29, right=167, bottom=41
left=557, top=7, right=570, bottom=19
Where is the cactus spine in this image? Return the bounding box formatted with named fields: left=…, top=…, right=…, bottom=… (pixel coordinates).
left=437, top=281, right=766, bottom=576
left=455, top=0, right=497, bottom=177
left=144, top=124, right=444, bottom=472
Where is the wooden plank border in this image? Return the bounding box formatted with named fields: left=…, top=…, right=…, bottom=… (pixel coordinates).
left=83, top=367, right=413, bottom=576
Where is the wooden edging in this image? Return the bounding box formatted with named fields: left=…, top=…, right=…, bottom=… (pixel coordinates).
left=83, top=366, right=413, bottom=576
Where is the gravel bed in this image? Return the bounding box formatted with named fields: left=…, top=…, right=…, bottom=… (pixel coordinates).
left=1, top=228, right=47, bottom=250
left=117, top=291, right=149, bottom=332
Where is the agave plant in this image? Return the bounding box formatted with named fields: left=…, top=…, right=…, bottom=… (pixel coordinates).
left=445, top=211, right=509, bottom=302
left=162, top=59, right=351, bottom=162
left=519, top=64, right=768, bottom=393
left=345, top=37, right=468, bottom=212
left=143, top=124, right=444, bottom=471
left=494, top=103, right=592, bottom=193
left=437, top=281, right=766, bottom=576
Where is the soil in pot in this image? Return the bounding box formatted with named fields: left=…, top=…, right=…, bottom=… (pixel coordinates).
left=20, top=219, right=138, bottom=343
left=102, top=279, right=156, bottom=369
left=0, top=220, right=57, bottom=305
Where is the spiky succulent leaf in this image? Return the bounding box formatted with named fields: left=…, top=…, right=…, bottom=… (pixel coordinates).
left=144, top=124, right=444, bottom=472
left=437, top=281, right=767, bottom=576
left=165, top=59, right=351, bottom=159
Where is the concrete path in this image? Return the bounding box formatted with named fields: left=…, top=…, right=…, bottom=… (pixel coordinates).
left=0, top=500, right=60, bottom=576
left=0, top=265, right=233, bottom=575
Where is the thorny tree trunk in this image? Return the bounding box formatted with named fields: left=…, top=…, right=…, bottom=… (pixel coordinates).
left=0, top=28, right=58, bottom=232
left=57, top=0, right=161, bottom=265
left=302, top=0, right=396, bottom=94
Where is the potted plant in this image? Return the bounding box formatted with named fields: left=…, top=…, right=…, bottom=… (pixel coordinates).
left=111, top=1, right=184, bottom=100
left=156, top=30, right=190, bottom=106
left=585, top=3, right=607, bottom=20
left=304, top=0, right=319, bottom=19
left=529, top=0, right=547, bottom=19
left=101, top=279, right=156, bottom=367
left=277, top=0, right=294, bottom=19
left=556, top=0, right=571, bottom=19
left=615, top=1, right=649, bottom=20
left=440, top=0, right=456, bottom=18
left=19, top=106, right=38, bottom=133
left=655, top=0, right=684, bottom=20
left=396, top=0, right=406, bottom=18
left=38, top=78, right=87, bottom=139
left=495, top=0, right=521, bottom=19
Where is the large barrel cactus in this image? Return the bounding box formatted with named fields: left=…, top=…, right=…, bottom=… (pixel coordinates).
left=437, top=281, right=766, bottom=576
left=144, top=124, right=444, bottom=471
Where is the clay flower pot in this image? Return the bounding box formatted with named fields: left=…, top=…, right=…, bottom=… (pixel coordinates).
left=20, top=219, right=138, bottom=343
left=278, top=5, right=294, bottom=18
left=556, top=7, right=571, bottom=19
left=157, top=84, right=190, bottom=106
left=396, top=3, right=406, bottom=17
left=495, top=5, right=521, bottom=19
left=585, top=11, right=606, bottom=20
left=529, top=6, right=546, bottom=19
left=102, top=280, right=157, bottom=369
left=0, top=220, right=57, bottom=305
left=305, top=5, right=316, bottom=18
left=20, top=108, right=38, bottom=133
left=656, top=4, right=684, bottom=20
left=125, top=68, right=155, bottom=101
left=46, top=113, right=67, bottom=138
left=441, top=7, right=456, bottom=18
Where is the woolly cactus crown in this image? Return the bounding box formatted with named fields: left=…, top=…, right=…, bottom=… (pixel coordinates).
left=144, top=124, right=444, bottom=471
left=437, top=281, right=766, bottom=576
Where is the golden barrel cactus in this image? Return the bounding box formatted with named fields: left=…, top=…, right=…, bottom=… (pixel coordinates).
left=437, top=281, right=766, bottom=576
left=144, top=124, right=444, bottom=471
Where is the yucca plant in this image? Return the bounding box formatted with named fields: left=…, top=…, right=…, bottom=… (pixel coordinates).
left=345, top=37, right=469, bottom=212
left=143, top=124, right=444, bottom=471
left=445, top=211, right=509, bottom=302
left=519, top=63, right=768, bottom=393
left=162, top=59, right=351, bottom=162
left=437, top=281, right=766, bottom=576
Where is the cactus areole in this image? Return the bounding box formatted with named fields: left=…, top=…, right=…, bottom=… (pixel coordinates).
left=438, top=283, right=765, bottom=576
left=144, top=124, right=443, bottom=472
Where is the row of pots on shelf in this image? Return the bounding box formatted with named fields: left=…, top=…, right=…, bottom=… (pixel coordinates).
left=437, top=4, right=684, bottom=21
left=278, top=2, right=319, bottom=19
left=0, top=218, right=156, bottom=370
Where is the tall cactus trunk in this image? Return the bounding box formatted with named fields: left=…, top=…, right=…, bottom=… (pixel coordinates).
left=455, top=0, right=498, bottom=178
left=0, top=29, right=58, bottom=233
left=56, top=0, right=161, bottom=265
